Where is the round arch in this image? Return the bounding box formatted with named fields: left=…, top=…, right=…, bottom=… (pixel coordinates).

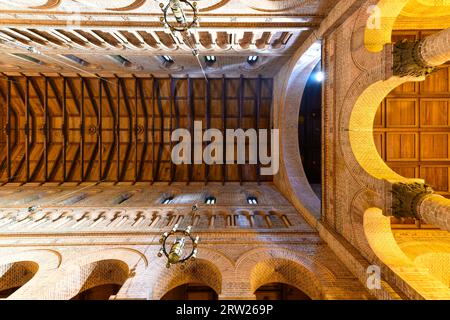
left=152, top=259, right=223, bottom=300
left=236, top=248, right=335, bottom=300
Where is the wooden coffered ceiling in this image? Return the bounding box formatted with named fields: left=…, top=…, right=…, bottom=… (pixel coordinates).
left=0, top=74, right=274, bottom=185
left=0, top=0, right=339, bottom=76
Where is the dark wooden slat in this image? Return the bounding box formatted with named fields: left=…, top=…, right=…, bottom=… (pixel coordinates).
left=256, top=75, right=262, bottom=185
left=116, top=78, right=121, bottom=182
left=98, top=78, right=103, bottom=182
left=238, top=75, right=244, bottom=186
left=47, top=77, right=63, bottom=114
left=137, top=77, right=149, bottom=182
left=25, top=77, right=30, bottom=181
left=119, top=78, right=133, bottom=181
left=205, top=77, right=210, bottom=185
left=173, top=78, right=181, bottom=183
left=48, top=148, right=62, bottom=181
left=82, top=79, right=100, bottom=181
left=67, top=146, right=81, bottom=181
left=80, top=77, right=85, bottom=181
left=62, top=78, right=69, bottom=182
left=134, top=77, right=139, bottom=182
left=62, top=77, right=67, bottom=182
left=188, top=77, right=194, bottom=185
left=154, top=78, right=164, bottom=183
left=66, top=77, right=81, bottom=114
left=222, top=75, right=227, bottom=186
left=44, top=77, right=49, bottom=181
left=29, top=77, right=45, bottom=112
left=101, top=79, right=117, bottom=180
left=84, top=78, right=100, bottom=118
left=169, top=76, right=175, bottom=185
left=151, top=77, right=156, bottom=184
left=30, top=77, right=48, bottom=181
left=11, top=77, right=33, bottom=182
left=6, top=78, right=11, bottom=181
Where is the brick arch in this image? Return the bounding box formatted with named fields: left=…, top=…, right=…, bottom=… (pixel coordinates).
left=275, top=41, right=322, bottom=226
left=0, top=261, right=39, bottom=295
left=48, top=259, right=130, bottom=300
left=31, top=248, right=147, bottom=300
left=0, top=249, right=62, bottom=271
left=152, top=259, right=223, bottom=300
left=363, top=208, right=450, bottom=299
left=364, top=0, right=410, bottom=52
left=235, top=248, right=335, bottom=299
left=151, top=248, right=233, bottom=300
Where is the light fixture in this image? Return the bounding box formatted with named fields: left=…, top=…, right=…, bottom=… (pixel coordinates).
left=159, top=0, right=199, bottom=33
left=314, top=71, right=325, bottom=82
left=158, top=205, right=200, bottom=268
left=247, top=56, right=259, bottom=64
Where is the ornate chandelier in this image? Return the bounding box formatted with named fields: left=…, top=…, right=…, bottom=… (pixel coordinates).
left=157, top=205, right=200, bottom=269
left=159, top=0, right=199, bottom=33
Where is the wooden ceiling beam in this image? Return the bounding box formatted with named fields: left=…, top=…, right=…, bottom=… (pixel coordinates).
left=188, top=76, right=194, bottom=185
left=80, top=77, right=85, bottom=181
left=67, top=146, right=80, bottom=181
left=137, top=77, right=148, bottom=182
left=205, top=77, right=210, bottom=186
left=116, top=77, right=121, bottom=183
left=47, top=77, right=63, bottom=114
left=154, top=78, right=164, bottom=183
left=119, top=77, right=133, bottom=182
left=62, top=77, right=67, bottom=181
left=256, top=75, right=262, bottom=185
left=238, top=75, right=244, bottom=186
left=66, top=77, right=81, bottom=115
left=151, top=77, right=156, bottom=185
left=133, top=76, right=139, bottom=183
left=222, top=75, right=227, bottom=186
left=5, top=79, right=12, bottom=182
left=169, top=76, right=175, bottom=185
left=98, top=78, right=103, bottom=182
left=101, top=79, right=117, bottom=181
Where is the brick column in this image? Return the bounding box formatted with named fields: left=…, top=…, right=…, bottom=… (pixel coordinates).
left=393, top=27, right=450, bottom=77
left=417, top=195, right=450, bottom=232
left=420, top=27, right=450, bottom=67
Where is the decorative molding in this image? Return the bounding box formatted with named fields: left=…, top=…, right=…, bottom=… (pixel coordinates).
left=393, top=40, right=435, bottom=77
left=391, top=182, right=434, bottom=219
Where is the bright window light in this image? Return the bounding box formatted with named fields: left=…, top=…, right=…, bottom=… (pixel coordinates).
left=205, top=56, right=216, bottom=63
left=205, top=197, right=216, bottom=205
left=162, top=196, right=174, bottom=204
left=247, top=56, right=259, bottom=64
left=162, top=55, right=174, bottom=63
left=247, top=197, right=258, bottom=205
left=315, top=71, right=325, bottom=82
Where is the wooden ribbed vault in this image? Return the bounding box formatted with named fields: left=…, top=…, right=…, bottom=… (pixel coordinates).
left=0, top=74, right=273, bottom=185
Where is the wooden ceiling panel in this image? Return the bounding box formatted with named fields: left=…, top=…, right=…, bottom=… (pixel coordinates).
left=0, top=74, right=273, bottom=185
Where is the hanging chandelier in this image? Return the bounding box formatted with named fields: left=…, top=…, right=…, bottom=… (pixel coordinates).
left=159, top=0, right=199, bottom=33
left=157, top=205, right=200, bottom=268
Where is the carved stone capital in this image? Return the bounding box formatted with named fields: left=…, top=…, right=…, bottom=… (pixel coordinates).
left=391, top=182, right=434, bottom=219
left=393, top=40, right=435, bottom=77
